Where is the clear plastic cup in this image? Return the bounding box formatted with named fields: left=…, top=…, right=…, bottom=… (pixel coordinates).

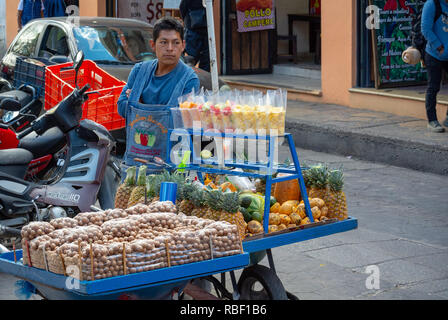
left=170, top=108, right=184, bottom=129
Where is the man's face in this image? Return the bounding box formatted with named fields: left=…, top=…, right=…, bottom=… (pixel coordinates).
left=151, top=30, right=185, bottom=67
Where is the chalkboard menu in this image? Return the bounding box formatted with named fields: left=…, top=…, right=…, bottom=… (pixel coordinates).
left=369, top=0, right=427, bottom=88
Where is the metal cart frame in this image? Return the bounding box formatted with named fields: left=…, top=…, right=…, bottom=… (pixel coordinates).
left=0, top=130, right=357, bottom=300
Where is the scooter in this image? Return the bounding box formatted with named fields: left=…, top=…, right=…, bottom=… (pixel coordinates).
left=0, top=84, right=43, bottom=134
left=0, top=52, right=121, bottom=242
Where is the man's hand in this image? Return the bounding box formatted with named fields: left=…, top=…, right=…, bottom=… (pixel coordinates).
left=437, top=45, right=445, bottom=55
left=126, top=89, right=131, bottom=98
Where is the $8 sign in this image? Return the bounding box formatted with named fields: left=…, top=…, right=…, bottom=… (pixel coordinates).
left=146, top=0, right=163, bottom=23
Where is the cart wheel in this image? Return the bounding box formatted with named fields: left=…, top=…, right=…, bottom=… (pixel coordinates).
left=237, top=265, right=288, bottom=300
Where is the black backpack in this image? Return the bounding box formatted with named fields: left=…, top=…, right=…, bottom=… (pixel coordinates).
left=411, top=0, right=443, bottom=56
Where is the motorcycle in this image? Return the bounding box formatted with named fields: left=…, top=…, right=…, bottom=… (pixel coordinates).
left=0, top=51, right=121, bottom=243
left=0, top=84, right=43, bottom=134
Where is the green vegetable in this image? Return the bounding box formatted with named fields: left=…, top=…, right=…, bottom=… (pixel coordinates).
left=240, top=207, right=252, bottom=223
left=239, top=193, right=265, bottom=217
left=240, top=196, right=252, bottom=209
left=251, top=212, right=263, bottom=223
left=270, top=196, right=277, bottom=207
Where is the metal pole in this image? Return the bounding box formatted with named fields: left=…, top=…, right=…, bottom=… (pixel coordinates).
left=204, top=0, right=219, bottom=93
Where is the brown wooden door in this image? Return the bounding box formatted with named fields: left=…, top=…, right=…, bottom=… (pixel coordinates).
left=224, top=0, right=274, bottom=75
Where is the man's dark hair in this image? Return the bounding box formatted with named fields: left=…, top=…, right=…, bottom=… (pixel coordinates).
left=153, top=17, right=184, bottom=42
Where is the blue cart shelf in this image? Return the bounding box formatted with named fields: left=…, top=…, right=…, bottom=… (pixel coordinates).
left=0, top=129, right=357, bottom=300
left=0, top=249, right=249, bottom=300
left=167, top=129, right=358, bottom=282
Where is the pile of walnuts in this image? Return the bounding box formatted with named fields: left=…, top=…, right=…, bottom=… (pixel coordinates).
left=20, top=202, right=242, bottom=281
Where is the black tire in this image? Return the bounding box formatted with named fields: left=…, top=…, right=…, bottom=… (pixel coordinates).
left=237, top=265, right=288, bottom=300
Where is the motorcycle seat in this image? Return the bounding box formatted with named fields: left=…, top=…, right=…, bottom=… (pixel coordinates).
left=0, top=148, right=33, bottom=165
left=19, top=127, right=66, bottom=158
left=0, top=90, right=32, bottom=109
left=0, top=148, right=34, bottom=178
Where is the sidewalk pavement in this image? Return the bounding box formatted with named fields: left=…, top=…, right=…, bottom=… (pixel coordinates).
left=285, top=100, right=448, bottom=176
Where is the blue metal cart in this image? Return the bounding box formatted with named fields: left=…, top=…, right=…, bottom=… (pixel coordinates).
left=165, top=129, right=358, bottom=299
left=0, top=130, right=357, bottom=300
left=0, top=249, right=249, bottom=300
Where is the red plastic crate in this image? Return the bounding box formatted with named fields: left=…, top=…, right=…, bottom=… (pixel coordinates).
left=44, top=60, right=126, bottom=131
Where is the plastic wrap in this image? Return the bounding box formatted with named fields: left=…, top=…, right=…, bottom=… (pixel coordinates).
left=104, top=208, right=128, bottom=221
left=21, top=221, right=55, bottom=241
left=74, top=211, right=107, bottom=226
left=202, top=222, right=243, bottom=258
left=145, top=201, right=177, bottom=213
left=125, top=203, right=151, bottom=215
left=49, top=217, right=78, bottom=229
left=22, top=204, right=244, bottom=280
left=23, top=235, right=52, bottom=268
left=101, top=218, right=139, bottom=242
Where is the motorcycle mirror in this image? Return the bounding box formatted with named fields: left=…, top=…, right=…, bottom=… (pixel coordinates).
left=73, top=51, right=84, bottom=89
left=0, top=98, right=21, bottom=111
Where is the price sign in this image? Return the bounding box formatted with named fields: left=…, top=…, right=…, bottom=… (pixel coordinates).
left=117, top=0, right=164, bottom=25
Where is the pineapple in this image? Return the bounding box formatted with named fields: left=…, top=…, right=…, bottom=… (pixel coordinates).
left=114, top=166, right=137, bottom=209
left=327, top=169, right=348, bottom=221
left=204, top=188, right=224, bottom=221
left=306, top=164, right=330, bottom=203
left=219, top=191, right=247, bottom=241
left=190, top=187, right=208, bottom=218
left=170, top=172, right=187, bottom=207
left=139, top=170, right=186, bottom=208
left=136, top=174, right=157, bottom=205
left=178, top=183, right=197, bottom=215
left=127, top=165, right=147, bottom=208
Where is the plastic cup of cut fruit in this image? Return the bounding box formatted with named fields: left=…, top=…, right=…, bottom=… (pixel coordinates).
left=170, top=108, right=184, bottom=129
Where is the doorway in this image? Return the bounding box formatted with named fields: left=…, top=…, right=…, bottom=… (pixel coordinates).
left=272, top=0, right=321, bottom=91
left=222, top=0, right=274, bottom=75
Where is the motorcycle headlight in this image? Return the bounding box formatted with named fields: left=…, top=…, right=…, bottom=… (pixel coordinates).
left=2, top=110, right=19, bottom=123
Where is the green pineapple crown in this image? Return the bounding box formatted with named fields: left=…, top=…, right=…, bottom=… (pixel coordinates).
left=191, top=187, right=207, bottom=207
left=151, top=170, right=186, bottom=201
left=204, top=189, right=224, bottom=211
left=136, top=165, right=147, bottom=186
left=221, top=191, right=240, bottom=214
left=182, top=183, right=197, bottom=201
left=308, top=164, right=329, bottom=189
left=145, top=174, right=157, bottom=198
left=124, top=166, right=137, bottom=186
left=328, top=169, right=344, bottom=192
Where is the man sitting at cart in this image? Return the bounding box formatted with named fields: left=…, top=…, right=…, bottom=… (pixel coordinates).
left=117, top=17, right=200, bottom=172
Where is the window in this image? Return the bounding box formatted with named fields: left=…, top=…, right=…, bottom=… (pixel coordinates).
left=39, top=25, right=70, bottom=58
left=10, top=23, right=45, bottom=57
left=73, top=25, right=154, bottom=63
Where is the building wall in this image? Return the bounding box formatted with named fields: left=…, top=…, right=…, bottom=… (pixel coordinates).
left=320, top=0, right=357, bottom=107
left=79, top=0, right=106, bottom=17
left=5, top=0, right=20, bottom=47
